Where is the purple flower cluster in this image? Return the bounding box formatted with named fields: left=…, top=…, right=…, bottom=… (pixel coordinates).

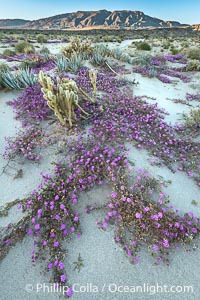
left=164, top=54, right=187, bottom=64
left=89, top=91, right=200, bottom=184
left=76, top=67, right=127, bottom=94
left=133, top=54, right=189, bottom=83
left=97, top=169, right=199, bottom=264
left=32, top=60, right=55, bottom=74
left=23, top=163, right=81, bottom=288
left=133, top=66, right=150, bottom=77
left=7, top=84, right=52, bottom=127
left=151, top=56, right=167, bottom=66
left=2, top=59, right=200, bottom=297
left=157, top=74, right=172, bottom=83
left=4, top=126, right=44, bottom=161
left=0, top=54, right=26, bottom=62
left=161, top=69, right=191, bottom=83
left=186, top=93, right=200, bottom=101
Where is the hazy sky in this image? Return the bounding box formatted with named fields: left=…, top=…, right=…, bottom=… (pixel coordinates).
left=0, top=0, right=199, bottom=24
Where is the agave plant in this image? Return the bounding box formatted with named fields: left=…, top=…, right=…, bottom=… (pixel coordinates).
left=134, top=54, right=152, bottom=67
left=91, top=52, right=106, bottom=66
left=17, top=68, right=38, bottom=87
left=0, top=70, right=22, bottom=89
left=111, top=48, right=125, bottom=60
left=93, top=44, right=110, bottom=57
left=110, top=48, right=131, bottom=64
left=0, top=68, right=37, bottom=89
left=121, top=53, right=132, bottom=64
left=55, top=53, right=84, bottom=73
left=55, top=55, right=68, bottom=72
left=66, top=53, right=84, bottom=73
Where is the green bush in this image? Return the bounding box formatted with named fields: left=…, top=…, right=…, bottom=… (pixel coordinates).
left=186, top=60, right=200, bottom=71
left=37, top=34, right=47, bottom=43
left=162, top=41, right=170, bottom=49
left=183, top=106, right=200, bottom=127
left=0, top=62, right=9, bottom=73
left=40, top=47, right=50, bottom=55
left=187, top=48, right=200, bottom=60
left=170, top=48, right=179, bottom=55
left=136, top=42, right=151, bottom=51
left=15, top=41, right=35, bottom=54
left=24, top=45, right=35, bottom=54
left=2, top=49, right=16, bottom=56
left=20, top=60, right=37, bottom=69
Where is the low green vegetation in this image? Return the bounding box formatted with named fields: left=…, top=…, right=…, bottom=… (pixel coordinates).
left=36, top=34, right=47, bottom=43
left=136, top=41, right=151, bottom=51
left=2, top=49, right=16, bottom=56
left=15, top=41, right=35, bottom=54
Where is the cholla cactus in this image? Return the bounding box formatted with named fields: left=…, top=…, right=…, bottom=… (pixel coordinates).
left=62, top=38, right=92, bottom=59
left=89, top=69, right=98, bottom=99
left=39, top=71, right=89, bottom=127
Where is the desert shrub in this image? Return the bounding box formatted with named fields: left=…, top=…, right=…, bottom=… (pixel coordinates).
left=186, top=60, right=200, bottom=71
left=40, top=46, right=50, bottom=55
left=0, top=62, right=9, bottom=73
left=20, top=59, right=36, bottom=69
left=103, top=35, right=115, bottom=42
left=186, top=48, right=200, bottom=60
left=2, top=49, right=16, bottom=56
left=162, top=41, right=170, bottom=49
left=24, top=45, right=35, bottom=54
left=136, top=42, right=151, bottom=51
left=0, top=32, right=5, bottom=40
left=183, top=106, right=200, bottom=128
left=15, top=41, right=35, bottom=54
left=170, top=48, right=179, bottom=55
left=93, top=36, right=101, bottom=43
left=182, top=43, right=189, bottom=49
left=37, top=34, right=47, bottom=43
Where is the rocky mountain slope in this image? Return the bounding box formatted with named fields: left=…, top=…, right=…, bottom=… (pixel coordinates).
left=0, top=10, right=190, bottom=29
left=192, top=24, right=200, bottom=31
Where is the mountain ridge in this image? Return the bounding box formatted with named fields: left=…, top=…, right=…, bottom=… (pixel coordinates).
left=0, top=10, right=190, bottom=30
